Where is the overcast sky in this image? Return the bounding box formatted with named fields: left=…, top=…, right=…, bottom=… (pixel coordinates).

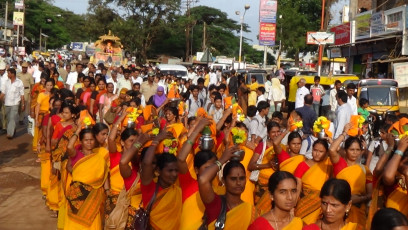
left=52, top=0, right=261, bottom=44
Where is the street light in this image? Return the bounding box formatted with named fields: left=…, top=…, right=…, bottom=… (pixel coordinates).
left=236, top=4, right=250, bottom=70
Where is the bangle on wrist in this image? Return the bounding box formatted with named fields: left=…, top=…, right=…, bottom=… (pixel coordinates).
left=133, top=142, right=142, bottom=149
left=186, top=139, right=193, bottom=145
left=72, top=133, right=78, bottom=138
left=395, top=150, right=404, bottom=156
left=215, top=160, right=222, bottom=171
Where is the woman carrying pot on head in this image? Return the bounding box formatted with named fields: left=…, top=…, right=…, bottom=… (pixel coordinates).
left=328, top=123, right=372, bottom=229
left=198, top=145, right=255, bottom=229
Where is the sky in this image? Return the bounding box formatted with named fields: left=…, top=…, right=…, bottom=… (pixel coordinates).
left=52, top=0, right=261, bottom=44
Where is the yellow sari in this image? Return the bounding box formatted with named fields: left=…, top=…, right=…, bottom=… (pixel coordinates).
left=258, top=146, right=276, bottom=187
left=241, top=146, right=256, bottom=205
left=39, top=150, right=51, bottom=196
left=149, top=184, right=182, bottom=230
left=180, top=191, right=205, bottom=230
left=336, top=163, right=371, bottom=228
left=208, top=202, right=254, bottom=230
left=280, top=154, right=305, bottom=174
left=386, top=184, right=408, bottom=216
left=248, top=82, right=258, bottom=106
left=295, top=158, right=332, bottom=224
left=64, top=147, right=109, bottom=230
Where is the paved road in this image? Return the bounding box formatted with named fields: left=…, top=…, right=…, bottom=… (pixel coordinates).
left=0, top=125, right=56, bottom=230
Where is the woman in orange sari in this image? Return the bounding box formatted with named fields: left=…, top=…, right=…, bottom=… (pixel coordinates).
left=273, top=130, right=305, bottom=174
left=199, top=151, right=255, bottom=229
left=34, top=78, right=54, bottom=154
left=48, top=103, right=77, bottom=223
left=140, top=130, right=182, bottom=229
left=303, top=179, right=358, bottom=230
left=294, top=139, right=332, bottom=225
left=176, top=117, right=218, bottom=230
left=328, top=123, right=372, bottom=229
left=105, top=112, right=138, bottom=219
left=248, top=121, right=280, bottom=205
left=64, top=128, right=109, bottom=229
left=248, top=171, right=303, bottom=230
left=383, top=135, right=408, bottom=216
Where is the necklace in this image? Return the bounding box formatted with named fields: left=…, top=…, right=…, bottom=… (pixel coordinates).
left=270, top=210, right=292, bottom=230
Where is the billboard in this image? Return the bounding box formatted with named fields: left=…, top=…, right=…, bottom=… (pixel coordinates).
left=13, top=12, right=24, bottom=26
left=259, top=22, right=276, bottom=46
left=306, top=32, right=335, bottom=45
left=355, top=10, right=372, bottom=40
left=330, top=23, right=351, bottom=45
left=259, top=0, right=277, bottom=23
left=393, top=62, right=408, bottom=88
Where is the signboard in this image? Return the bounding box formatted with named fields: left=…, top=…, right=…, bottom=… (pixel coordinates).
left=330, top=23, right=350, bottom=45
left=13, top=12, right=24, bottom=26
left=15, top=0, right=24, bottom=10
left=306, top=32, right=335, bottom=45
left=355, top=10, right=372, bottom=40
left=384, top=6, right=405, bottom=33
left=259, top=22, right=276, bottom=46
left=71, top=42, right=84, bottom=51
left=393, top=62, right=408, bottom=88
left=327, top=48, right=342, bottom=58
left=259, top=0, right=277, bottom=23
left=370, top=11, right=385, bottom=36
left=0, top=48, right=6, bottom=56
left=17, top=47, right=25, bottom=56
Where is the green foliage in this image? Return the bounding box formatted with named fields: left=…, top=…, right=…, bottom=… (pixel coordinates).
left=277, top=0, right=321, bottom=64
left=24, top=0, right=88, bottom=49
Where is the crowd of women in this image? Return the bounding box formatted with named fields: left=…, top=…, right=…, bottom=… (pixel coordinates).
left=29, top=62, right=408, bottom=230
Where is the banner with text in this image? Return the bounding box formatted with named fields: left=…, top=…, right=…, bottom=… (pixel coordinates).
left=259, top=0, right=277, bottom=23
left=259, top=22, right=276, bottom=46
left=13, top=12, right=24, bottom=26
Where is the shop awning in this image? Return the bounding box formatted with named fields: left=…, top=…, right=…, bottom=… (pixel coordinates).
left=329, top=34, right=402, bottom=48
left=363, top=56, right=408, bottom=64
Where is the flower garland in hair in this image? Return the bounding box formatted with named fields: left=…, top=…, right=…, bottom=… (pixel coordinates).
left=163, top=138, right=178, bottom=154
left=231, top=127, right=247, bottom=144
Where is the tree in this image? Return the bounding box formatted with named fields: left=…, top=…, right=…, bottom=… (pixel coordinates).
left=277, top=0, right=321, bottom=66
left=104, top=0, right=181, bottom=61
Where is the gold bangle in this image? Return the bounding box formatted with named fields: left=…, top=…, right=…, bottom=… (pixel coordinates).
left=215, top=160, right=222, bottom=171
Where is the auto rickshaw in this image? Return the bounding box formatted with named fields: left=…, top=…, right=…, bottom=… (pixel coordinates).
left=288, top=74, right=360, bottom=112
left=357, top=79, right=399, bottom=120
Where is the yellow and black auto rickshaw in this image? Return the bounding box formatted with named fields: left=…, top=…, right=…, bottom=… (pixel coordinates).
left=357, top=79, right=399, bottom=120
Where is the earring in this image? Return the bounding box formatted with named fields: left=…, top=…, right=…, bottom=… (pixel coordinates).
left=345, top=210, right=349, bottom=218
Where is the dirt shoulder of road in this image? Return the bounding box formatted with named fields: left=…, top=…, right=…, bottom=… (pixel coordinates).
left=0, top=126, right=56, bottom=230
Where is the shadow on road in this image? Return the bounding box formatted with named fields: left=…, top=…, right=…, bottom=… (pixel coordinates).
left=0, top=142, right=30, bottom=166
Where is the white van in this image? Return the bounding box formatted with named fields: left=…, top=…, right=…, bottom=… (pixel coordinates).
left=157, top=64, right=188, bottom=79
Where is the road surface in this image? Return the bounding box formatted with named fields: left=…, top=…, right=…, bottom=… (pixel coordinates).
left=0, top=125, right=56, bottom=230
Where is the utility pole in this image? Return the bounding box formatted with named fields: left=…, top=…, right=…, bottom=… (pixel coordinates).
left=185, top=0, right=191, bottom=61
left=317, top=0, right=326, bottom=76
left=39, top=28, right=42, bottom=52
left=263, top=46, right=267, bottom=69
left=4, top=1, right=8, bottom=41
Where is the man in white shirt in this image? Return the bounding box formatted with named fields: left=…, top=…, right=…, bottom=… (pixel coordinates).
left=249, top=101, right=269, bottom=144
left=131, top=69, right=143, bottom=85
left=0, top=62, right=7, bottom=133
left=66, top=63, right=83, bottom=91
left=209, top=69, right=218, bottom=87
left=107, top=70, right=119, bottom=93
left=116, top=69, right=132, bottom=94
left=334, top=90, right=352, bottom=139
left=346, top=83, right=358, bottom=115
left=187, top=68, right=197, bottom=83
left=33, top=63, right=44, bottom=83
left=256, top=86, right=267, bottom=107
left=330, top=80, right=342, bottom=112
left=295, top=78, right=309, bottom=109
left=0, top=68, right=24, bottom=139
